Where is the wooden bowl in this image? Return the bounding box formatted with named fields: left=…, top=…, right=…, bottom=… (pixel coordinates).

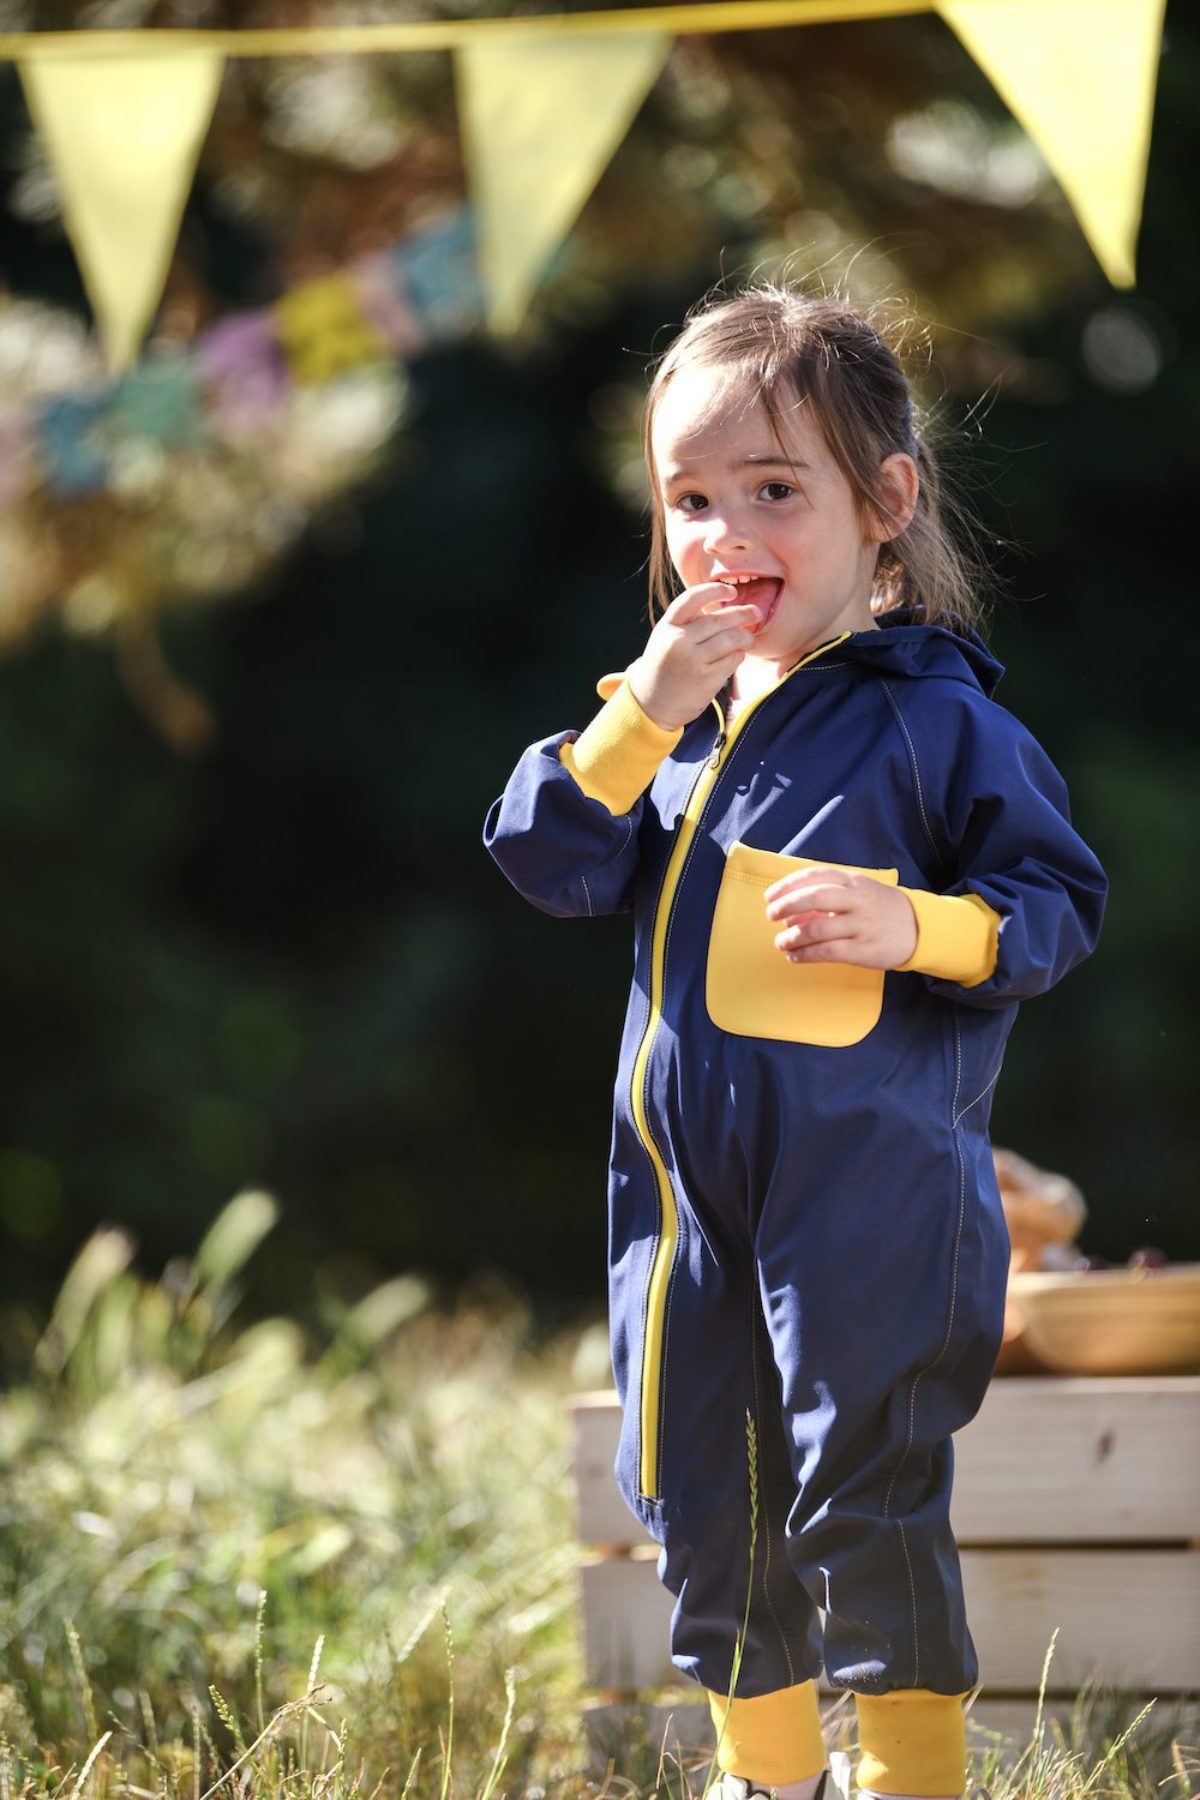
left=1009, top=1266, right=1200, bottom=1375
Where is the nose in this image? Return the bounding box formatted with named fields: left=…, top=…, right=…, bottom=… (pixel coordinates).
left=702, top=509, right=752, bottom=558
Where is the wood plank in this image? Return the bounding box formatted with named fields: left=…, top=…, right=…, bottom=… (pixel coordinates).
left=953, top=1378, right=1200, bottom=1542
left=579, top=1546, right=1200, bottom=1693
left=570, top=1392, right=634, bottom=1547
left=570, top=1379, right=1200, bottom=1547
left=960, top=1548, right=1200, bottom=1691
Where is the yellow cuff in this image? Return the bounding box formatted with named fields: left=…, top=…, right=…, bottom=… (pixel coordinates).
left=895, top=888, right=1001, bottom=988
left=707, top=1681, right=825, bottom=1786
left=855, top=1689, right=969, bottom=1797
left=558, top=678, right=682, bottom=816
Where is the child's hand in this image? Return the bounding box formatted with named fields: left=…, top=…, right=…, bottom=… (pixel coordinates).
left=764, top=867, right=919, bottom=970
left=627, top=584, right=759, bottom=731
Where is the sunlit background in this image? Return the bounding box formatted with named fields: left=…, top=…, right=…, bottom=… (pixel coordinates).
left=0, top=0, right=1195, bottom=1345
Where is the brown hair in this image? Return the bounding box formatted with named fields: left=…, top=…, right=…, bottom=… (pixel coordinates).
left=644, top=282, right=988, bottom=633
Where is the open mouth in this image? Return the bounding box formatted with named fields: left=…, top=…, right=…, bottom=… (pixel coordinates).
left=715, top=573, right=783, bottom=633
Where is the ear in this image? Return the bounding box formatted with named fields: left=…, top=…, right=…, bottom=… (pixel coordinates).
left=869, top=452, right=919, bottom=543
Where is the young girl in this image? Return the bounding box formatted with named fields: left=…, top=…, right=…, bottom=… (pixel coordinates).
left=484, top=286, right=1106, bottom=1800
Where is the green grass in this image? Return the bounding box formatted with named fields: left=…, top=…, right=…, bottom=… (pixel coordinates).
left=0, top=1196, right=1195, bottom=1798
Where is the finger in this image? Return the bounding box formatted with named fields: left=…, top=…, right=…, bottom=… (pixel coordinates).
left=697, top=625, right=758, bottom=665
left=774, top=915, right=855, bottom=953
left=693, top=602, right=761, bottom=635
left=698, top=591, right=760, bottom=618
left=784, top=937, right=864, bottom=964
left=693, top=622, right=759, bottom=659
left=766, top=881, right=855, bottom=920
left=666, top=582, right=737, bottom=625
left=703, top=649, right=752, bottom=686
left=764, top=866, right=852, bottom=905
left=772, top=907, right=825, bottom=932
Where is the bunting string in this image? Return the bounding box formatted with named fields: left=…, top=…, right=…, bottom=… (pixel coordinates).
left=0, top=209, right=479, bottom=510
left=0, top=0, right=1167, bottom=363
left=0, top=3, right=1169, bottom=746
left=0, top=4, right=935, bottom=60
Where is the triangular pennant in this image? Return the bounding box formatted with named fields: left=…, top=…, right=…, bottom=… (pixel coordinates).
left=937, top=0, right=1165, bottom=287
left=275, top=270, right=389, bottom=384
left=19, top=52, right=223, bottom=371
left=457, top=30, right=670, bottom=333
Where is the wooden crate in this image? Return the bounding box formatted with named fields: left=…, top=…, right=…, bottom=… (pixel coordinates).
left=570, top=1377, right=1200, bottom=1714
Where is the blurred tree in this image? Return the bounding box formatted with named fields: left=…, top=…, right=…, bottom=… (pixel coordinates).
left=0, top=0, right=1109, bottom=703
left=0, top=0, right=1194, bottom=1334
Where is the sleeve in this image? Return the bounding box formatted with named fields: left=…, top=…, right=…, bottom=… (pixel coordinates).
left=894, top=888, right=1001, bottom=988
left=482, top=678, right=682, bottom=920
left=896, top=693, right=1107, bottom=1009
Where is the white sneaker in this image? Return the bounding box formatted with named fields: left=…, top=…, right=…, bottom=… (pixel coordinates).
left=827, top=1751, right=852, bottom=1800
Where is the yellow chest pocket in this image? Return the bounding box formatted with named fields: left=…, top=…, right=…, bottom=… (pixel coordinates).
left=706, top=841, right=899, bottom=1047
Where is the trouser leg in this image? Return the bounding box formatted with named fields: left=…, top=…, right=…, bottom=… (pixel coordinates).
left=611, top=1164, right=822, bottom=1702
left=655, top=1245, right=823, bottom=1700
left=694, top=1292, right=828, bottom=1783
left=754, top=1137, right=1007, bottom=1697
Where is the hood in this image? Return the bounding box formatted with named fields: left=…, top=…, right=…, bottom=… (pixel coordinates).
left=842, top=608, right=1004, bottom=697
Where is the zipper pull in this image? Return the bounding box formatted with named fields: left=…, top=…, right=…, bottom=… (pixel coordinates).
left=708, top=730, right=727, bottom=770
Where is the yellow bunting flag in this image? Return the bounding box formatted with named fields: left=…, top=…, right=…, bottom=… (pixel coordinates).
left=275, top=271, right=388, bottom=384
left=18, top=52, right=223, bottom=371
left=457, top=29, right=671, bottom=333
left=936, top=0, right=1166, bottom=287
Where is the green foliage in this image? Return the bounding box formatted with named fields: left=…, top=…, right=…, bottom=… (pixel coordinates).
left=1, top=11, right=1198, bottom=1315
left=0, top=1199, right=583, bottom=1794
left=2, top=1205, right=1196, bottom=1797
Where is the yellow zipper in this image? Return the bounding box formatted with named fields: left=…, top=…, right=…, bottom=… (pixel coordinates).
left=632, top=632, right=852, bottom=1500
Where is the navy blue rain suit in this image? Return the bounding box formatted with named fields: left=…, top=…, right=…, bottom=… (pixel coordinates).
left=484, top=616, right=1106, bottom=1701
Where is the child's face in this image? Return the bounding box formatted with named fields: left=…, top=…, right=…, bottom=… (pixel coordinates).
left=651, top=363, right=909, bottom=671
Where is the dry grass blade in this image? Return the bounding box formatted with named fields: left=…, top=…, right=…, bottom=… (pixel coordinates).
left=1, top=1215, right=1188, bottom=1800
left=194, top=1691, right=320, bottom=1800
left=437, top=1608, right=455, bottom=1800
left=477, top=1668, right=517, bottom=1800
left=68, top=1730, right=111, bottom=1798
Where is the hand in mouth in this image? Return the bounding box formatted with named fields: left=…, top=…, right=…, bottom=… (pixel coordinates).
left=712, top=572, right=784, bottom=634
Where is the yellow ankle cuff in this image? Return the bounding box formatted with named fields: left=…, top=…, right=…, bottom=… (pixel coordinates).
left=707, top=1681, right=826, bottom=1786
left=855, top=1689, right=968, bottom=1797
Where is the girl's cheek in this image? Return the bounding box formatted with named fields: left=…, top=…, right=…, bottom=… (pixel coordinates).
left=677, top=528, right=706, bottom=571
left=666, top=538, right=696, bottom=578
